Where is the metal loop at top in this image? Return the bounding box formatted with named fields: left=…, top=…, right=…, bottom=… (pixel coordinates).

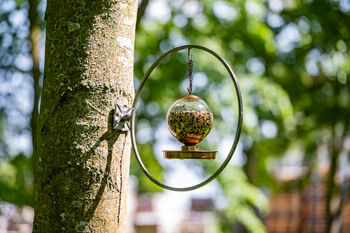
left=131, top=45, right=243, bottom=192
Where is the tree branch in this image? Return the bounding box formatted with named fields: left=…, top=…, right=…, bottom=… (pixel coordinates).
left=136, top=0, right=150, bottom=29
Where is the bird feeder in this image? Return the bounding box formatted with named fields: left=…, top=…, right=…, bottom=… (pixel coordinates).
left=115, top=45, right=243, bottom=191
left=163, top=49, right=216, bottom=159
left=164, top=94, right=216, bottom=159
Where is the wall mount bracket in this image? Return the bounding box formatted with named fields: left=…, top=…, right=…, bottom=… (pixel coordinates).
left=113, top=104, right=133, bottom=132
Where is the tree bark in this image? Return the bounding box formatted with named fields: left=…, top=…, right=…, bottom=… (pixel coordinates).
left=28, top=0, right=40, bottom=173
left=325, top=122, right=345, bottom=232
left=33, top=0, right=137, bottom=232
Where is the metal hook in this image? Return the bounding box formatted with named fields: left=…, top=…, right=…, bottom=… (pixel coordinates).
left=113, top=104, right=133, bottom=132
left=188, top=48, right=193, bottom=60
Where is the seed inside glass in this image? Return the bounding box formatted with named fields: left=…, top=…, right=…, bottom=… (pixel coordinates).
left=166, top=95, right=213, bottom=146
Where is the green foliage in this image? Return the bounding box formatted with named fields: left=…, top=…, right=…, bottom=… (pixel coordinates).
left=0, top=154, right=33, bottom=206
left=0, top=0, right=37, bottom=208
left=130, top=145, right=164, bottom=193
left=215, top=166, right=268, bottom=233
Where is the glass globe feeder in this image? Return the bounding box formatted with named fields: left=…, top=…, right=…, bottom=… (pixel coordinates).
left=163, top=94, right=216, bottom=159
left=162, top=53, right=216, bottom=159
left=167, top=95, right=213, bottom=146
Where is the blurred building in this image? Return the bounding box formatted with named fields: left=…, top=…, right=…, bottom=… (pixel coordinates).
left=134, top=195, right=159, bottom=233
left=0, top=204, right=32, bottom=233
left=178, top=198, right=215, bottom=233
left=264, top=164, right=350, bottom=233
left=132, top=195, right=216, bottom=233
left=264, top=185, right=329, bottom=233
left=265, top=192, right=302, bottom=233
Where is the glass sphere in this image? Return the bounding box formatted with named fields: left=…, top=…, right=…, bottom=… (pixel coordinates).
left=167, top=95, right=213, bottom=146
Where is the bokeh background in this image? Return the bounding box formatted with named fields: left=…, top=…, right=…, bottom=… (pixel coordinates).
left=1, top=0, right=350, bottom=232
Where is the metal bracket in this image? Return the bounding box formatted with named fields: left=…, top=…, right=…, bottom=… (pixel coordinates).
left=113, top=104, right=133, bottom=132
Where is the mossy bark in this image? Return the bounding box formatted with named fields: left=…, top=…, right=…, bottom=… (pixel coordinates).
left=33, top=0, right=137, bottom=232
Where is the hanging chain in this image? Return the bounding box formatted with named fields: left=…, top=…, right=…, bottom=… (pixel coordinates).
left=187, top=48, right=193, bottom=95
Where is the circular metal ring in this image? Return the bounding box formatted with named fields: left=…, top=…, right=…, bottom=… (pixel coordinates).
left=131, top=45, right=243, bottom=191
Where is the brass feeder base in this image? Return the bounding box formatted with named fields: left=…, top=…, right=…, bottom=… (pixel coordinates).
left=163, top=146, right=216, bottom=159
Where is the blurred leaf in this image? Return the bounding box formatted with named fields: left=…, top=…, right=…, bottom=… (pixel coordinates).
left=0, top=154, right=33, bottom=206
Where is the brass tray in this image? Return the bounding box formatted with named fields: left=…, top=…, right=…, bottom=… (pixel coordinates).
left=163, top=150, right=216, bottom=159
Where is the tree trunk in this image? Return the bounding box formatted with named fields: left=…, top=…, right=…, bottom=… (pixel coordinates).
left=243, top=148, right=255, bottom=183
left=28, top=0, right=40, bottom=172
left=325, top=122, right=345, bottom=232
left=33, top=0, right=138, bottom=232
